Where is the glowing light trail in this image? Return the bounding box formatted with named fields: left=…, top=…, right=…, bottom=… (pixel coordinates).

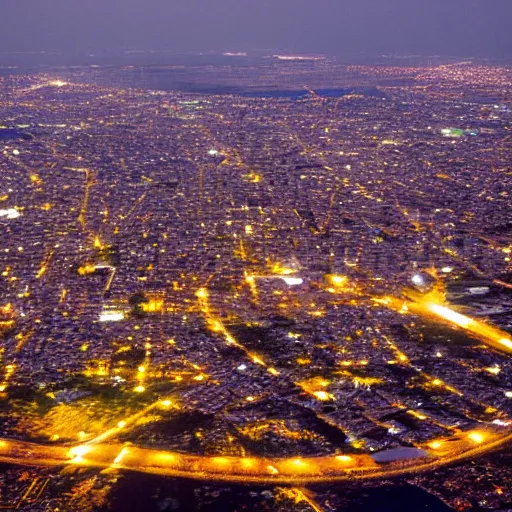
left=411, top=301, right=512, bottom=354
left=372, top=291, right=512, bottom=355
left=0, top=427, right=510, bottom=484
left=427, top=304, right=473, bottom=328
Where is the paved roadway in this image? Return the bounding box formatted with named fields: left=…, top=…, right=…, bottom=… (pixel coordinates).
left=0, top=427, right=511, bottom=484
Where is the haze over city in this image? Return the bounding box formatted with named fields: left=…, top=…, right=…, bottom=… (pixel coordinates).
left=0, top=0, right=511, bottom=58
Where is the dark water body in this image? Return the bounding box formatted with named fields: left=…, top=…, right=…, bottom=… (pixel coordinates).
left=148, top=83, right=385, bottom=99
left=99, top=473, right=453, bottom=512
left=1, top=63, right=389, bottom=99
left=351, top=486, right=453, bottom=511
left=0, top=129, right=32, bottom=141
left=237, top=87, right=385, bottom=100
left=107, top=67, right=387, bottom=98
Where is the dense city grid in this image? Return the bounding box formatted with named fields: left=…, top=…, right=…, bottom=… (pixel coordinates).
left=0, top=59, right=512, bottom=510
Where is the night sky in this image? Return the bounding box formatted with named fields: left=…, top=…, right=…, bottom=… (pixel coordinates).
left=0, top=0, right=511, bottom=57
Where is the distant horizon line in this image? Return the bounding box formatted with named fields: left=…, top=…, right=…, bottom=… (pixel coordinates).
left=0, top=48, right=508, bottom=59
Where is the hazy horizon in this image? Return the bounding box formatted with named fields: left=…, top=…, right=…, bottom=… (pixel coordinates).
left=1, top=0, right=511, bottom=59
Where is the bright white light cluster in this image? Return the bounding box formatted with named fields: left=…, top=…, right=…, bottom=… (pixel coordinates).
left=0, top=209, right=20, bottom=220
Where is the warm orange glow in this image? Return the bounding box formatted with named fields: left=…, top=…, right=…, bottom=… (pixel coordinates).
left=0, top=429, right=510, bottom=484
left=251, top=355, right=265, bottom=365
left=427, top=304, right=473, bottom=328
left=113, top=447, right=129, bottom=465
left=141, top=299, right=164, bottom=313
left=241, top=457, right=256, bottom=468
left=327, top=274, right=350, bottom=290
left=271, top=263, right=295, bottom=275
left=68, top=445, right=91, bottom=462
left=212, top=457, right=229, bottom=466
left=196, top=288, right=208, bottom=299
left=313, top=391, right=333, bottom=401
left=78, top=263, right=96, bottom=276
left=208, top=319, right=224, bottom=332
left=468, top=432, right=485, bottom=444
left=499, top=338, right=512, bottom=350
left=49, top=80, right=68, bottom=87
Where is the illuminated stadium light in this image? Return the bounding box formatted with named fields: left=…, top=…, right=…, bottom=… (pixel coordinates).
left=207, top=149, right=219, bottom=156
left=441, top=127, right=464, bottom=138
left=411, top=274, right=425, bottom=286
left=281, top=277, right=304, bottom=286
left=0, top=209, right=21, bottom=220
left=99, top=311, right=125, bottom=322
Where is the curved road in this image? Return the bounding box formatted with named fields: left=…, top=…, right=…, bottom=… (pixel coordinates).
left=0, top=427, right=511, bottom=484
